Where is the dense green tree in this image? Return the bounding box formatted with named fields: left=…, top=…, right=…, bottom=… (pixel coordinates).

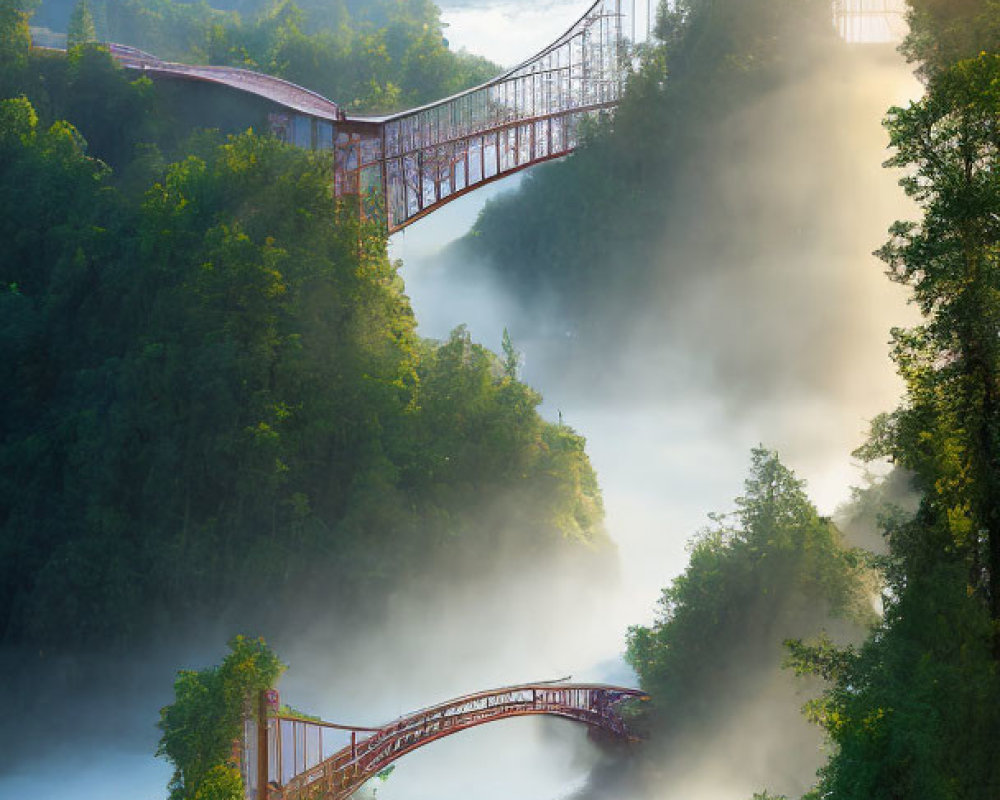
left=786, top=14, right=1000, bottom=800
left=0, top=87, right=609, bottom=647
left=902, top=0, right=1000, bottom=76
left=626, top=449, right=872, bottom=735
left=67, top=0, right=96, bottom=48
left=48, top=0, right=498, bottom=112
left=158, top=635, right=285, bottom=800
left=873, top=53, right=1000, bottom=638
left=787, top=559, right=1000, bottom=799
left=0, top=0, right=35, bottom=94
left=501, top=327, right=520, bottom=379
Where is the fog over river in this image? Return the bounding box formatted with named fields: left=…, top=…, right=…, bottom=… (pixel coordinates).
left=382, top=4, right=924, bottom=795
left=2, top=2, right=922, bottom=798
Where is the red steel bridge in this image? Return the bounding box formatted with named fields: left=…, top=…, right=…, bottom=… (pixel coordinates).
left=241, top=681, right=648, bottom=800
left=107, top=0, right=906, bottom=233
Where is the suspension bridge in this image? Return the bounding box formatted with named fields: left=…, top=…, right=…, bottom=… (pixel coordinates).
left=242, top=681, right=647, bottom=800
left=104, top=0, right=907, bottom=233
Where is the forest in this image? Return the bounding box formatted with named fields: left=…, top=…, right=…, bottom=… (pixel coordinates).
left=0, top=0, right=609, bottom=652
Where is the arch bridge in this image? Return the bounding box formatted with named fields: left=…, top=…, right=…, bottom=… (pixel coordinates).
left=241, top=681, right=647, bottom=800
left=108, top=0, right=906, bottom=233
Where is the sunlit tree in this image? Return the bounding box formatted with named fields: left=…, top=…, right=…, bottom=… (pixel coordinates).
left=158, top=636, right=285, bottom=800
left=790, top=46, right=1000, bottom=800
left=627, top=448, right=871, bottom=731
left=871, top=53, right=1000, bottom=644
left=0, top=0, right=34, bottom=93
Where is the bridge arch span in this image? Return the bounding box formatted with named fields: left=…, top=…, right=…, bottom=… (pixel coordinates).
left=242, top=682, right=647, bottom=800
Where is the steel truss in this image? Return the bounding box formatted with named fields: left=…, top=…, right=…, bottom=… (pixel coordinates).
left=108, top=0, right=907, bottom=232
left=367, top=0, right=658, bottom=231
left=240, top=682, right=647, bottom=800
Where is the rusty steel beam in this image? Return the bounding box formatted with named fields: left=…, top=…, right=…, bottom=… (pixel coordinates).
left=240, top=682, right=647, bottom=800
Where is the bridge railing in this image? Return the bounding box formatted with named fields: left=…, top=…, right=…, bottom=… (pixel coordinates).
left=241, top=682, right=647, bottom=800
left=353, top=0, right=659, bottom=231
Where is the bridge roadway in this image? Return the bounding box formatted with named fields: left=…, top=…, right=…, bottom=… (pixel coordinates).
left=242, top=681, right=647, bottom=800
left=108, top=43, right=346, bottom=121
left=106, top=0, right=907, bottom=232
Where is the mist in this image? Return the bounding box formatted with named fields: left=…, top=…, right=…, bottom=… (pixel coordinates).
left=3, top=3, right=927, bottom=800
left=399, top=44, right=921, bottom=600
left=0, top=548, right=628, bottom=800
left=391, top=27, right=924, bottom=800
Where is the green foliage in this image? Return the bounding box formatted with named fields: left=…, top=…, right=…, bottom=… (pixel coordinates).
left=789, top=561, right=1000, bottom=799
left=626, top=449, right=872, bottom=734
left=10, top=0, right=497, bottom=151
left=67, top=0, right=96, bottom=48
left=0, top=0, right=35, bottom=94
left=191, top=765, right=243, bottom=800
left=2, top=31, right=160, bottom=170
left=501, top=327, right=520, bottom=379
left=901, top=0, right=1000, bottom=78
left=871, top=52, right=1000, bottom=624
left=0, top=89, right=608, bottom=647
left=789, top=17, right=1000, bottom=800
left=157, top=635, right=285, bottom=800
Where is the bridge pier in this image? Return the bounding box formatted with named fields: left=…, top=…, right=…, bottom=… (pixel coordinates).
left=257, top=690, right=269, bottom=800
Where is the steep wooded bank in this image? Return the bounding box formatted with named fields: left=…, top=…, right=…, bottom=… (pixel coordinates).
left=0, top=5, right=610, bottom=652
left=452, top=0, right=845, bottom=335
left=785, top=3, right=1000, bottom=797
left=447, top=0, right=907, bottom=426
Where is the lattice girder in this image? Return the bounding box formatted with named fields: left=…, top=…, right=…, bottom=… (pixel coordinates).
left=241, top=682, right=647, bottom=800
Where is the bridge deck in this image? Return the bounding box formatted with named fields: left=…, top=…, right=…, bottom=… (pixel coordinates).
left=108, top=43, right=345, bottom=120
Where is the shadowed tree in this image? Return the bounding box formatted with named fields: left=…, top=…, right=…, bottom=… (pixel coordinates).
left=0, top=0, right=34, bottom=94
left=67, top=0, right=97, bottom=49
left=627, top=448, right=871, bottom=735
